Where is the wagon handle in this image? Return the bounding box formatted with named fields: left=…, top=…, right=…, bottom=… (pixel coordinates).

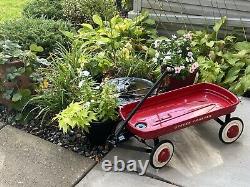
left=113, top=65, right=175, bottom=142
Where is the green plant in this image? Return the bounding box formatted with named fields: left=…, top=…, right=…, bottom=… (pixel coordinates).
left=153, top=34, right=198, bottom=79
left=0, top=40, right=49, bottom=110
left=62, top=0, right=117, bottom=25
left=66, top=13, right=157, bottom=80
left=185, top=17, right=250, bottom=95
left=27, top=45, right=119, bottom=125
left=0, top=18, right=73, bottom=57
left=23, top=0, right=64, bottom=20
left=53, top=101, right=97, bottom=133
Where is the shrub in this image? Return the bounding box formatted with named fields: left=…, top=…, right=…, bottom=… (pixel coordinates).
left=23, top=0, right=64, bottom=20
left=0, top=18, right=73, bottom=57
left=62, top=0, right=117, bottom=25
left=185, top=17, right=250, bottom=95
left=26, top=46, right=119, bottom=124
left=67, top=13, right=158, bottom=80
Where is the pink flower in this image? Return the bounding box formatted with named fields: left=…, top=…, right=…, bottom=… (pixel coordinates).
left=175, top=67, right=182, bottom=74
left=189, top=62, right=199, bottom=73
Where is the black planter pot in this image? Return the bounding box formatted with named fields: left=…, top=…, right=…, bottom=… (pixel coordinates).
left=243, top=90, right=250, bottom=98
left=86, top=120, right=117, bottom=145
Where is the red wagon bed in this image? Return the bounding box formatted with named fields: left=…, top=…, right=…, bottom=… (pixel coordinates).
left=119, top=83, right=239, bottom=139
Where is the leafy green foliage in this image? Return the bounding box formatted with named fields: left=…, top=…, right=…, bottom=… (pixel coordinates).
left=0, top=40, right=49, bottom=110
left=23, top=0, right=64, bottom=20
left=53, top=102, right=97, bottom=133
left=0, top=18, right=73, bottom=57
left=187, top=17, right=250, bottom=95
left=62, top=0, right=117, bottom=25
left=0, top=40, right=23, bottom=64
left=27, top=46, right=119, bottom=125
left=68, top=13, right=157, bottom=80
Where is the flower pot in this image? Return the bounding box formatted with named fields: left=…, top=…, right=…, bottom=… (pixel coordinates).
left=160, top=66, right=198, bottom=91
left=243, top=90, right=250, bottom=98
left=86, top=120, right=117, bottom=145
left=167, top=70, right=198, bottom=90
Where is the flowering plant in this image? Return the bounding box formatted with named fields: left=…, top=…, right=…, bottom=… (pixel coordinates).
left=153, top=33, right=198, bottom=78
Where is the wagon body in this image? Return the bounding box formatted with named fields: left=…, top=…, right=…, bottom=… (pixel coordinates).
left=119, top=83, right=239, bottom=139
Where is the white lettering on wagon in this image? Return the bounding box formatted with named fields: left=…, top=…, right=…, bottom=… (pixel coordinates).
left=174, top=115, right=212, bottom=130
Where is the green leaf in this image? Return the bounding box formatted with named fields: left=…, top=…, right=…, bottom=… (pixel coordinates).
left=12, top=93, right=22, bottom=102
left=246, top=66, right=250, bottom=74
left=177, top=30, right=187, bottom=36
left=235, top=41, right=250, bottom=52
left=206, top=41, right=215, bottom=48
left=93, top=15, right=103, bottom=26
left=224, top=67, right=241, bottom=84
left=29, top=44, right=44, bottom=53
left=62, top=31, right=74, bottom=39
left=213, top=16, right=226, bottom=33
left=144, top=18, right=155, bottom=25
left=81, top=23, right=93, bottom=30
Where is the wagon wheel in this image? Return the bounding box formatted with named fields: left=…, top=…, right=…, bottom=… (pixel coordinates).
left=150, top=140, right=174, bottom=169
left=219, top=117, right=244, bottom=144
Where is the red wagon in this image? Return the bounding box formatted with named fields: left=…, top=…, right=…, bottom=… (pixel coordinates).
left=110, top=66, right=244, bottom=169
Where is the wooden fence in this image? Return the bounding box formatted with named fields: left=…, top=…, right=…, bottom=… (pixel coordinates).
left=129, top=0, right=250, bottom=38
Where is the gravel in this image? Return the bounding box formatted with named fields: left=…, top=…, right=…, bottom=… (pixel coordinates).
left=0, top=106, right=110, bottom=162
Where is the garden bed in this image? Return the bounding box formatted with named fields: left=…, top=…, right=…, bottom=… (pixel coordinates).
left=0, top=106, right=110, bottom=161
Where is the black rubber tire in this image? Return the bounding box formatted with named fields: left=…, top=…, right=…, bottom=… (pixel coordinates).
left=149, top=140, right=174, bottom=169
left=219, top=117, right=244, bottom=144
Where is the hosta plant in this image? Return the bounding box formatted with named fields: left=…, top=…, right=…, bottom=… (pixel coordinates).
left=64, top=13, right=158, bottom=80
left=186, top=16, right=250, bottom=95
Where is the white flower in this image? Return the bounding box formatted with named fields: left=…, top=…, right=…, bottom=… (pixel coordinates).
left=79, top=70, right=90, bottom=77
left=172, top=34, right=177, bottom=39
left=163, top=55, right=171, bottom=63
left=84, top=102, right=91, bottom=108
left=189, top=56, right=194, bottom=62
left=78, top=80, right=85, bottom=88
left=152, top=57, right=158, bottom=63
left=91, top=100, right=95, bottom=103
left=154, top=40, right=161, bottom=48
left=175, top=67, right=182, bottom=74
left=185, top=57, right=189, bottom=62
left=155, top=52, right=160, bottom=58
left=187, top=52, right=193, bottom=57
left=94, top=86, right=100, bottom=90
left=184, top=32, right=192, bottom=40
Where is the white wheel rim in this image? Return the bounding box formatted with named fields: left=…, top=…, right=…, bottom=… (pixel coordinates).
left=152, top=142, right=173, bottom=168
left=222, top=120, right=243, bottom=143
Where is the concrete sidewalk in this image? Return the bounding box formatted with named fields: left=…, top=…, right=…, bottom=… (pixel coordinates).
left=78, top=97, right=250, bottom=187
left=0, top=126, right=96, bottom=187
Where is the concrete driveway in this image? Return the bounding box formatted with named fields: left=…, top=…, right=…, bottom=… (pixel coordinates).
left=78, top=97, right=250, bottom=187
